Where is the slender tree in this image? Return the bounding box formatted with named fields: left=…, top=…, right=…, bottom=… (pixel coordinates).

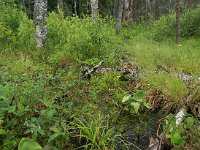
left=57, top=0, right=63, bottom=11
left=129, top=0, right=134, bottom=20
left=115, top=0, right=124, bottom=34
left=175, top=0, right=180, bottom=44
left=90, top=0, right=98, bottom=19
left=34, top=0, right=48, bottom=48
left=74, top=0, right=78, bottom=16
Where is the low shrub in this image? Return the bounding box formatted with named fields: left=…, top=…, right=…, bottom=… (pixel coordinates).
left=152, top=5, right=200, bottom=41
left=47, top=12, right=122, bottom=65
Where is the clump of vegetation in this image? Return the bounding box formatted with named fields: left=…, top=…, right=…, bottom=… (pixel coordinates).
left=47, top=12, right=121, bottom=65
left=153, top=5, right=200, bottom=41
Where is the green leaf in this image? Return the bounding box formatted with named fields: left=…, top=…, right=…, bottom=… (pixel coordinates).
left=48, top=133, right=62, bottom=142
left=18, top=138, right=42, bottom=150
left=185, top=117, right=194, bottom=129
left=0, top=129, right=6, bottom=135
left=171, top=132, right=184, bottom=145
left=6, top=106, right=16, bottom=113
left=49, top=127, right=60, bottom=133
left=132, top=91, right=145, bottom=102
left=130, top=102, right=140, bottom=114
left=122, top=95, right=131, bottom=103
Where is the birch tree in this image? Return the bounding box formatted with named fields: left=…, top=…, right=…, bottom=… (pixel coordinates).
left=34, top=0, right=47, bottom=48
left=57, top=0, right=63, bottom=11
left=90, top=0, right=98, bottom=19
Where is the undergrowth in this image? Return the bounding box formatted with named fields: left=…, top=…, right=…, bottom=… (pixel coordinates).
left=0, top=4, right=200, bottom=150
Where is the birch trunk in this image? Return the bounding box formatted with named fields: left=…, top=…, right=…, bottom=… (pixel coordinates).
left=90, top=0, right=98, bottom=19
left=57, top=0, right=63, bottom=11
left=34, top=0, right=47, bottom=48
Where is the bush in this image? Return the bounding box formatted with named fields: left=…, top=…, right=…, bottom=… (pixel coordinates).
left=152, top=5, right=200, bottom=41
left=181, top=6, right=200, bottom=37
left=0, top=1, right=24, bottom=49
left=152, top=14, right=176, bottom=41
left=47, top=12, right=122, bottom=65
left=0, top=0, right=35, bottom=50
left=17, top=15, right=35, bottom=49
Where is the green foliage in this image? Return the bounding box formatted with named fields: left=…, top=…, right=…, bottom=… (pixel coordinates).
left=152, top=5, right=200, bottom=40
left=144, top=72, right=187, bottom=101
left=17, top=15, right=35, bottom=49
left=90, top=72, right=121, bottom=93
left=162, top=113, right=200, bottom=149
left=18, top=138, right=42, bottom=150
left=47, top=12, right=121, bottom=65
left=122, top=90, right=151, bottom=114
left=75, top=113, right=119, bottom=149
left=181, top=6, right=200, bottom=38
left=0, top=1, right=24, bottom=49
left=0, top=0, right=35, bottom=51
left=0, top=1, right=200, bottom=149
left=152, top=14, right=176, bottom=41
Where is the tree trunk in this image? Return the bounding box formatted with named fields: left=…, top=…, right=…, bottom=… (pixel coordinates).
left=129, top=0, right=134, bottom=20
left=115, top=0, right=124, bottom=34
left=113, top=0, right=119, bottom=18
left=57, top=0, right=63, bottom=11
left=123, top=0, right=129, bottom=21
left=74, top=0, right=77, bottom=16
left=34, top=0, right=48, bottom=48
left=175, top=0, right=180, bottom=44
left=90, top=0, right=98, bottom=19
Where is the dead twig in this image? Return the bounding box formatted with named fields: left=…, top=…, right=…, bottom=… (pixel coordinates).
left=81, top=61, right=103, bottom=79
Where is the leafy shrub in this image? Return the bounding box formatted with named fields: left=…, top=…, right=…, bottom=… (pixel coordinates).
left=0, top=1, right=24, bottom=49
left=162, top=113, right=200, bottom=149
left=181, top=6, right=200, bottom=37
left=152, top=14, right=176, bottom=41
left=122, top=90, right=151, bottom=114
left=47, top=12, right=121, bottom=65
left=152, top=5, right=200, bottom=40
left=17, top=15, right=35, bottom=49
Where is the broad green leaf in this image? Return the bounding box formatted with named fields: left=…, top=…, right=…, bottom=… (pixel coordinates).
left=0, top=129, right=6, bottom=135
left=18, top=138, right=42, bottom=150
left=132, top=91, right=145, bottom=102
left=171, top=132, right=184, bottom=145
left=122, top=95, right=131, bottom=103
left=130, top=102, right=140, bottom=114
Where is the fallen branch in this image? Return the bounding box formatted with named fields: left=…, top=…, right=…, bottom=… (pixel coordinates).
left=81, top=61, right=103, bottom=79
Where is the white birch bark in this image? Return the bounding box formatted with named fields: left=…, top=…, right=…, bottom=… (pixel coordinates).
left=90, top=0, right=98, bottom=19
left=57, top=0, right=63, bottom=11
left=34, top=0, right=47, bottom=48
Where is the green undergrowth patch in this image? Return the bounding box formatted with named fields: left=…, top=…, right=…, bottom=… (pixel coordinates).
left=125, top=34, right=200, bottom=104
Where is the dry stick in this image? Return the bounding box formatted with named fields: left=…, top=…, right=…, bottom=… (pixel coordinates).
left=158, top=83, right=200, bottom=150
left=82, top=61, right=103, bottom=79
